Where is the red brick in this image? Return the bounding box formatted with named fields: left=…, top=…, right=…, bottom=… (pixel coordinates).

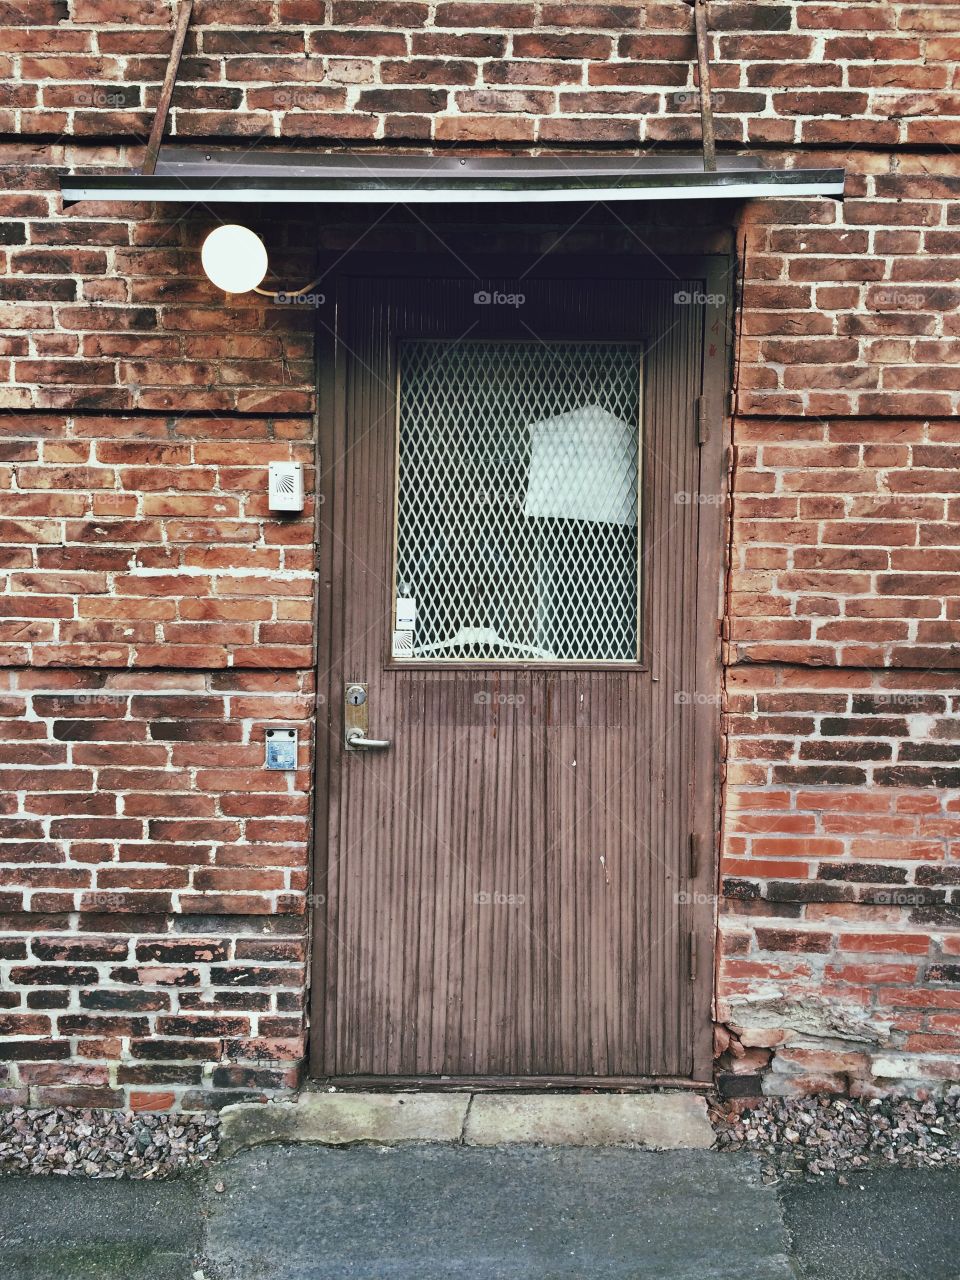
left=3, top=0, right=959, bottom=1111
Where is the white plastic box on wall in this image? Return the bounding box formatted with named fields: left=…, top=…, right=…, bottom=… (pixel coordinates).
left=268, top=461, right=304, bottom=512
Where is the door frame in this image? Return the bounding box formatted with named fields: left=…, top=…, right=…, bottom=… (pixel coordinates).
left=307, top=249, right=731, bottom=1086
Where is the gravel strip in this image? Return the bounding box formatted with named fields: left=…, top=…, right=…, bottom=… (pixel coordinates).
left=0, top=1106, right=220, bottom=1178
left=712, top=1090, right=960, bottom=1183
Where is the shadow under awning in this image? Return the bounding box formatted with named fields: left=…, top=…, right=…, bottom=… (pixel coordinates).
left=59, top=147, right=846, bottom=206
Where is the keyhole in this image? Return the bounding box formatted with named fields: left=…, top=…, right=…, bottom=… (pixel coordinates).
left=347, top=685, right=366, bottom=706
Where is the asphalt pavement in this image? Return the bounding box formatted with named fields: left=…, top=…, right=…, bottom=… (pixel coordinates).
left=2, top=1144, right=960, bottom=1279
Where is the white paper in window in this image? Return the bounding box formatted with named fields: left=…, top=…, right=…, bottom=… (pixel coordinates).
left=524, top=403, right=638, bottom=526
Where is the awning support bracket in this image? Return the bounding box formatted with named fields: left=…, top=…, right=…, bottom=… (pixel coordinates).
left=684, top=0, right=717, bottom=172
left=142, top=0, right=194, bottom=177
left=138, top=0, right=739, bottom=185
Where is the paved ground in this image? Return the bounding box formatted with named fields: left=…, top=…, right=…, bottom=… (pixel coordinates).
left=781, top=1167, right=960, bottom=1280
left=0, top=1171, right=202, bottom=1280
left=2, top=1145, right=960, bottom=1279
left=206, top=1146, right=792, bottom=1279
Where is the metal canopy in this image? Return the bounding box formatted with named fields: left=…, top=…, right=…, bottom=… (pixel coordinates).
left=60, top=147, right=845, bottom=206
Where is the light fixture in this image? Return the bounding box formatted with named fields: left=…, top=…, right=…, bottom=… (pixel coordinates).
left=200, top=224, right=268, bottom=294
left=200, top=223, right=325, bottom=300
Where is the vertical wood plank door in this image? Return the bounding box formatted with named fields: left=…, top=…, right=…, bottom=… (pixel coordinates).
left=312, top=260, right=726, bottom=1082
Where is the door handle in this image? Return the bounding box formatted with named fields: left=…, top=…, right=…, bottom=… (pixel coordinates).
left=346, top=729, right=391, bottom=751
left=343, top=682, right=390, bottom=750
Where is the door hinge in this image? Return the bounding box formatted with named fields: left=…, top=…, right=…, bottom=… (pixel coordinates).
left=688, top=831, right=702, bottom=879
left=695, top=394, right=710, bottom=446
left=689, top=930, right=699, bottom=981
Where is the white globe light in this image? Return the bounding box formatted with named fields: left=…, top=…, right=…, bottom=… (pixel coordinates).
left=201, top=224, right=268, bottom=294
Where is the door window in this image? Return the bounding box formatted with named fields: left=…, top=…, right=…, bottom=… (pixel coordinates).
left=392, top=339, right=643, bottom=663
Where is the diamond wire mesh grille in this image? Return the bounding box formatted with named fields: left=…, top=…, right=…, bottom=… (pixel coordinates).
left=393, top=340, right=643, bottom=662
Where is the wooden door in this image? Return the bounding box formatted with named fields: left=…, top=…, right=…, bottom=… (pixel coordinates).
left=311, top=257, right=726, bottom=1082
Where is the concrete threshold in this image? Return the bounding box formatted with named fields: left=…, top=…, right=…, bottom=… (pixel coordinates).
left=219, top=1089, right=714, bottom=1157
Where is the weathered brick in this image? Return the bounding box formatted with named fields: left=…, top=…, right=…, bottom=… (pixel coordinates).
left=3, top=0, right=958, bottom=1111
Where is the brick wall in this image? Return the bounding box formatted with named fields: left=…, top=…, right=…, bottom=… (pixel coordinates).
left=0, top=669, right=313, bottom=1109
left=1, top=0, right=958, bottom=1103
left=719, top=668, right=960, bottom=1094
left=1, top=402, right=317, bottom=1107
left=719, top=416, right=960, bottom=1095
left=729, top=415, right=960, bottom=667
left=737, top=167, right=960, bottom=420
left=0, top=413, right=316, bottom=667
left=718, top=182, right=960, bottom=1093
left=0, top=197, right=316, bottom=412
left=9, top=1, right=960, bottom=147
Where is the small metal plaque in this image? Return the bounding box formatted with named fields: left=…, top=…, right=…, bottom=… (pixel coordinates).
left=265, top=727, right=298, bottom=770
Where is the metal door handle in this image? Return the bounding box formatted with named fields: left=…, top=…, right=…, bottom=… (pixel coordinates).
left=346, top=729, right=391, bottom=750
